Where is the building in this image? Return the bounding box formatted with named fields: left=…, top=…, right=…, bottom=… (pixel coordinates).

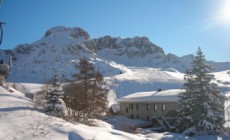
left=108, top=104, right=120, bottom=116
left=118, top=89, right=185, bottom=121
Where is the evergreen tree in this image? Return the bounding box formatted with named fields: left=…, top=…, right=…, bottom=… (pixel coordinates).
left=64, top=57, right=108, bottom=122
left=46, top=73, right=66, bottom=117
left=177, top=48, right=225, bottom=135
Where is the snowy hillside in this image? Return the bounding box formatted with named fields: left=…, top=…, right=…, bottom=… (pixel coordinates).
left=0, top=85, right=148, bottom=140
left=106, top=66, right=230, bottom=105
left=107, top=67, right=184, bottom=97
left=1, top=84, right=230, bottom=140
left=1, top=26, right=229, bottom=83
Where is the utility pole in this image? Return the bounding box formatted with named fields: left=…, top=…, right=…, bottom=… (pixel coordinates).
left=0, top=22, right=5, bottom=45
left=0, top=0, right=12, bottom=75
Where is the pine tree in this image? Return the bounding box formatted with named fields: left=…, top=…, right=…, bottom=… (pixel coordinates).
left=177, top=48, right=225, bottom=135
left=46, top=73, right=66, bottom=117
left=64, top=57, right=108, bottom=122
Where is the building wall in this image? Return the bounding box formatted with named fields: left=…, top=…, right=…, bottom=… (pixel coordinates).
left=120, top=101, right=179, bottom=121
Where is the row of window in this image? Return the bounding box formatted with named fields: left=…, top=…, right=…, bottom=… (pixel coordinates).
left=130, top=114, right=150, bottom=121
left=128, top=103, right=166, bottom=111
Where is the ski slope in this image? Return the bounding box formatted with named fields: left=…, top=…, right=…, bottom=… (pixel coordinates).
left=107, top=65, right=230, bottom=105
left=108, top=66, right=184, bottom=98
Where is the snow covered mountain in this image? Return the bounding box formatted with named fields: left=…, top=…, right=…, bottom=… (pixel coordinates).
left=1, top=26, right=229, bottom=106
left=1, top=26, right=229, bottom=83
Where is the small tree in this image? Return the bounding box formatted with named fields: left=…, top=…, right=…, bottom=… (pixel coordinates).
left=46, top=73, right=67, bottom=117
left=177, top=48, right=225, bottom=135
left=64, top=57, right=108, bottom=122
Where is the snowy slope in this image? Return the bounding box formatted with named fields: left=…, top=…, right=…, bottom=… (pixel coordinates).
left=1, top=85, right=229, bottom=140
left=107, top=67, right=185, bottom=99
left=107, top=66, right=230, bottom=105
left=7, top=64, right=230, bottom=107
left=6, top=62, right=230, bottom=107
left=0, top=85, right=146, bottom=140
left=213, top=70, right=230, bottom=92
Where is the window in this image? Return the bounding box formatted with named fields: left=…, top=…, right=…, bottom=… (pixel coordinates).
left=126, top=107, right=128, bottom=113
left=162, top=104, right=166, bottom=111
left=136, top=104, right=139, bottom=110
left=136, top=115, right=139, bottom=119
left=146, top=104, right=150, bottom=110
left=131, top=114, right=134, bottom=119
left=130, top=104, right=133, bottom=109
left=153, top=104, right=157, bottom=111
left=146, top=116, right=150, bottom=121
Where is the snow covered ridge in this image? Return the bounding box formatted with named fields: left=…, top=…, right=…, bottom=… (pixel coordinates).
left=1, top=26, right=230, bottom=83
left=85, top=35, right=164, bottom=57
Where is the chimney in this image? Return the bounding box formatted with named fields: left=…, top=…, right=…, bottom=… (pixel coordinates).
left=157, top=88, right=162, bottom=92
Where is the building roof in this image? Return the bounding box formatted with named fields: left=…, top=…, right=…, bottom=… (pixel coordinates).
left=118, top=89, right=185, bottom=103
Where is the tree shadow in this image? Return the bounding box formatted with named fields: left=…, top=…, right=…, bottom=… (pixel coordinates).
left=68, top=132, right=84, bottom=140
left=0, top=106, right=35, bottom=112
left=109, top=131, right=135, bottom=140
left=0, top=93, right=32, bottom=102
left=52, top=127, right=84, bottom=140
left=110, top=131, right=122, bottom=136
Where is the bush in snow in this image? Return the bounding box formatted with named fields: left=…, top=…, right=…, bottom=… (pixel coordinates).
left=177, top=47, right=225, bottom=135
left=45, top=74, right=67, bottom=117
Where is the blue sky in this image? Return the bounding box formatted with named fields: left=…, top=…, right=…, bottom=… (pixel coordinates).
left=0, top=0, right=230, bottom=62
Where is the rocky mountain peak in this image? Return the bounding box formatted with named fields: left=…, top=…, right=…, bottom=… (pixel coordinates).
left=84, top=35, right=165, bottom=58
left=44, top=26, right=90, bottom=40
